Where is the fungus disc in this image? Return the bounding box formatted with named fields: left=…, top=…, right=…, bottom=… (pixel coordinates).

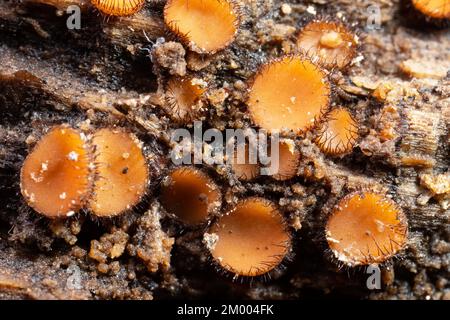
left=296, top=20, right=358, bottom=69
left=209, top=198, right=291, bottom=277
left=90, top=128, right=148, bottom=217
left=315, top=108, right=359, bottom=156
left=326, top=192, right=408, bottom=266
left=160, top=167, right=221, bottom=225
left=247, top=56, right=330, bottom=134
left=20, top=126, right=92, bottom=218
left=412, top=0, right=450, bottom=19
left=164, top=0, right=239, bottom=53
left=91, top=0, right=145, bottom=16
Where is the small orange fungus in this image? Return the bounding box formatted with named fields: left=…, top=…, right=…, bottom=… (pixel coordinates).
left=165, top=77, right=206, bottom=123
left=20, top=126, right=91, bottom=218
left=247, top=56, right=330, bottom=133
left=325, top=192, right=408, bottom=266
left=90, top=128, right=148, bottom=217
left=315, top=108, right=359, bottom=156
left=208, top=198, right=291, bottom=277
left=160, top=167, right=221, bottom=224
left=269, top=139, right=300, bottom=180
left=297, top=20, right=358, bottom=69
left=230, top=143, right=260, bottom=181
left=91, top=0, right=145, bottom=16
left=412, top=0, right=450, bottom=19
left=164, top=0, right=239, bottom=53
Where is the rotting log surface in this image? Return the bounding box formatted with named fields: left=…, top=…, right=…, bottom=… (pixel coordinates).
left=0, top=0, right=449, bottom=299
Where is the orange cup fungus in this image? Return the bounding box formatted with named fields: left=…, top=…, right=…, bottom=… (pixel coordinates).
left=296, top=20, right=359, bottom=69
left=164, top=0, right=239, bottom=54
left=314, top=107, right=359, bottom=156
left=91, top=0, right=145, bottom=16
left=325, top=192, right=408, bottom=266
left=89, top=128, right=149, bottom=217
left=20, top=126, right=92, bottom=219
left=230, top=143, right=260, bottom=181
left=160, top=167, right=221, bottom=225
left=208, top=198, right=291, bottom=277
left=165, top=77, right=206, bottom=123
left=412, top=0, right=450, bottom=19
left=247, top=56, right=330, bottom=134
left=268, top=139, right=300, bottom=181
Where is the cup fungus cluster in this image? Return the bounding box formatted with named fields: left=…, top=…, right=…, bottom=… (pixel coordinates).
left=91, top=0, right=146, bottom=16
left=20, top=125, right=148, bottom=219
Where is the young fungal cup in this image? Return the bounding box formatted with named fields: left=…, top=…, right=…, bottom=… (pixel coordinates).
left=314, top=107, right=359, bottom=156
left=164, top=0, right=240, bottom=54
left=160, top=167, right=222, bottom=225
left=207, top=198, right=291, bottom=277
left=20, top=125, right=92, bottom=219
left=247, top=55, right=330, bottom=134
left=164, top=76, right=206, bottom=124
left=90, top=0, right=146, bottom=16
left=325, top=192, right=408, bottom=266
left=296, top=20, right=359, bottom=70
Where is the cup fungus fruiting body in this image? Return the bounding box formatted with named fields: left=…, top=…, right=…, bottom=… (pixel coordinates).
left=208, top=198, right=291, bottom=277
left=297, top=21, right=358, bottom=69
left=165, top=77, right=206, bottom=123
left=325, top=192, right=408, bottom=266
left=160, top=167, right=221, bottom=225
left=315, top=108, right=359, bottom=156
left=247, top=56, right=330, bottom=134
left=90, top=0, right=145, bottom=16
left=230, top=144, right=260, bottom=181
left=412, top=0, right=450, bottom=19
left=20, top=126, right=91, bottom=219
left=269, top=139, right=300, bottom=181
left=89, top=128, right=148, bottom=217
left=164, top=0, right=239, bottom=54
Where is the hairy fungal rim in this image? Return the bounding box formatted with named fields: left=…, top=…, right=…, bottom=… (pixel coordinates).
left=163, top=0, right=241, bottom=54
left=246, top=54, right=331, bottom=135
left=90, top=0, right=146, bottom=17
left=206, top=197, right=293, bottom=279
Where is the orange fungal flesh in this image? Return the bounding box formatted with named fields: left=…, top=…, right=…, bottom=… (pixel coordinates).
left=164, top=0, right=238, bottom=53
left=20, top=126, right=91, bottom=218
left=269, top=140, right=300, bottom=180
left=297, top=21, right=358, bottom=69
left=90, top=128, right=148, bottom=217
left=209, top=198, right=291, bottom=277
left=247, top=56, right=330, bottom=133
left=165, top=77, right=205, bottom=123
left=91, top=0, right=145, bottom=16
left=412, top=0, right=450, bottom=19
left=160, top=167, right=221, bottom=224
left=326, top=193, right=408, bottom=266
left=231, top=143, right=260, bottom=181
left=315, top=108, right=359, bottom=156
